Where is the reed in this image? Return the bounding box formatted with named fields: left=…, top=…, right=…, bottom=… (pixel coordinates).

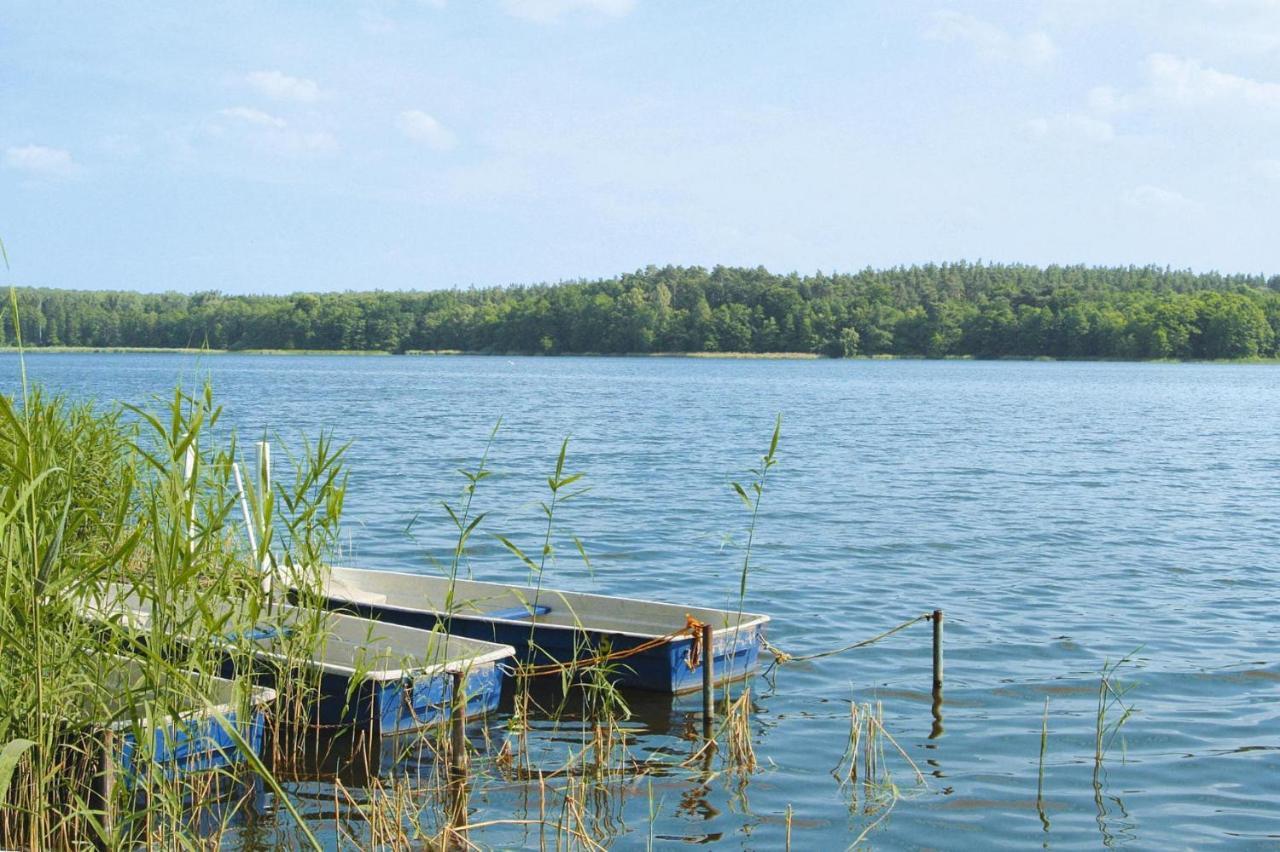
left=724, top=688, right=757, bottom=779
left=0, top=345, right=345, bottom=849
left=1037, top=697, right=1050, bottom=832
left=831, top=699, right=926, bottom=844
left=1093, top=651, right=1139, bottom=777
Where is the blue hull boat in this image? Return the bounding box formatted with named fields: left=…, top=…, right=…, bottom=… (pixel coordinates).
left=241, top=608, right=512, bottom=735
left=92, top=587, right=515, bottom=737
left=308, top=566, right=770, bottom=695
left=94, top=655, right=274, bottom=786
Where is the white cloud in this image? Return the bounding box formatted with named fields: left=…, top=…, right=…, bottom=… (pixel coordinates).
left=502, top=0, right=635, bottom=23
left=1144, top=53, right=1280, bottom=111
left=245, top=70, right=321, bottom=103
left=925, top=10, right=1057, bottom=67
left=1087, top=85, right=1130, bottom=115
left=100, top=134, right=141, bottom=158
left=286, top=131, right=339, bottom=155
left=4, top=144, right=77, bottom=178
left=220, top=106, right=287, bottom=128
left=1026, top=113, right=1114, bottom=143
left=360, top=10, right=397, bottom=34
left=1123, top=184, right=1194, bottom=211
left=202, top=111, right=338, bottom=158
left=1020, top=31, right=1058, bottom=67
left=397, top=110, right=457, bottom=150
left=1255, top=158, right=1280, bottom=181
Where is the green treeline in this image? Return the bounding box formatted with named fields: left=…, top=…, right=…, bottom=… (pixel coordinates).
left=5, top=262, right=1280, bottom=359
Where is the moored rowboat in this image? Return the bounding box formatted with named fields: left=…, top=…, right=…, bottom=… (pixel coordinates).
left=90, top=654, right=274, bottom=786
left=304, top=565, right=771, bottom=695
left=90, top=587, right=516, bottom=736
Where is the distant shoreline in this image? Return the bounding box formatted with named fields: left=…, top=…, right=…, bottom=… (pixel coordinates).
left=0, top=346, right=394, bottom=356
left=8, top=264, right=1280, bottom=362
left=2, top=346, right=1278, bottom=364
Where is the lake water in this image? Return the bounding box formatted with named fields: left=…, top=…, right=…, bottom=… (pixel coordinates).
left=7, top=353, right=1279, bottom=849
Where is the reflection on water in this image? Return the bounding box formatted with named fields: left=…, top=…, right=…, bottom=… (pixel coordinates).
left=9, top=354, right=1280, bottom=848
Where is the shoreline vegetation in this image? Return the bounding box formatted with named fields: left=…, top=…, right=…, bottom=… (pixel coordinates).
left=3, top=261, right=1279, bottom=361
left=3, top=346, right=1280, bottom=364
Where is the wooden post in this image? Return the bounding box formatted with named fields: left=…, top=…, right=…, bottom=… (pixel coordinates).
left=929, top=610, right=945, bottom=738
left=931, top=610, right=944, bottom=694
left=443, top=668, right=470, bottom=850
left=449, top=669, right=468, bottom=775
left=701, top=623, right=714, bottom=739
left=97, top=728, right=116, bottom=846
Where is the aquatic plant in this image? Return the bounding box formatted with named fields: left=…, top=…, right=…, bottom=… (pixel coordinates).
left=729, top=414, right=781, bottom=612
left=830, top=698, right=926, bottom=846
left=1037, top=697, right=1050, bottom=833
left=1094, top=650, right=1140, bottom=776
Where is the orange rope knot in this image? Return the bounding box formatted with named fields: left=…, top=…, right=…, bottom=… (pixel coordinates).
left=684, top=614, right=708, bottom=670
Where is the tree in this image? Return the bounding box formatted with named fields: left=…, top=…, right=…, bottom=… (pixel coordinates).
left=5, top=263, right=1277, bottom=359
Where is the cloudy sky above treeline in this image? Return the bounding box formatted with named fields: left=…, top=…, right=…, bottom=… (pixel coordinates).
left=4, top=1, right=1280, bottom=293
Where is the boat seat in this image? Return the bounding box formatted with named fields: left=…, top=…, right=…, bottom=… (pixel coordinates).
left=325, top=581, right=389, bottom=606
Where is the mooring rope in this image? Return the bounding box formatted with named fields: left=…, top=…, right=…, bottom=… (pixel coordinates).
left=512, top=614, right=706, bottom=679
left=764, top=612, right=934, bottom=665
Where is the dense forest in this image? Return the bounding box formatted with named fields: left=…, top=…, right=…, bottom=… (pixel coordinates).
left=5, top=262, right=1280, bottom=360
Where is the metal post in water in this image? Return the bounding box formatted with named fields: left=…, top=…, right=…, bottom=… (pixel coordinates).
left=701, top=623, right=715, bottom=739
left=930, top=609, right=945, bottom=738
left=931, top=609, right=944, bottom=694
left=450, top=669, right=468, bottom=775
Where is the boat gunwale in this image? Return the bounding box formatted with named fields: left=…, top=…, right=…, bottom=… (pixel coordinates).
left=91, top=655, right=277, bottom=735
left=247, top=634, right=516, bottom=682
left=91, top=588, right=517, bottom=683
left=324, top=564, right=772, bottom=642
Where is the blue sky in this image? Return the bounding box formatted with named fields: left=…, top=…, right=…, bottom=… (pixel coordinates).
left=3, top=1, right=1280, bottom=294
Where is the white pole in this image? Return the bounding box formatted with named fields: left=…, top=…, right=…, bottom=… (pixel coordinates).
left=255, top=442, right=271, bottom=546
left=255, top=441, right=271, bottom=492
left=232, top=462, right=259, bottom=557
left=183, top=446, right=196, bottom=555
left=256, top=440, right=273, bottom=593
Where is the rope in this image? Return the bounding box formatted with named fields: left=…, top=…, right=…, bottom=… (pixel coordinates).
left=514, top=614, right=706, bottom=679
left=765, top=613, right=933, bottom=664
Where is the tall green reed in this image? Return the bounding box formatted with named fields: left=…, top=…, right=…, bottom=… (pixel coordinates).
left=0, top=368, right=344, bottom=848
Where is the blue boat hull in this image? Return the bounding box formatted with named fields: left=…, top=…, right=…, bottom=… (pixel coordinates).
left=247, top=660, right=504, bottom=735
left=320, top=598, right=762, bottom=694
left=320, top=662, right=503, bottom=734
left=117, top=702, right=267, bottom=787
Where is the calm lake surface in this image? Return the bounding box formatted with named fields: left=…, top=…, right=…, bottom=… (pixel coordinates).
left=8, top=353, right=1279, bottom=849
